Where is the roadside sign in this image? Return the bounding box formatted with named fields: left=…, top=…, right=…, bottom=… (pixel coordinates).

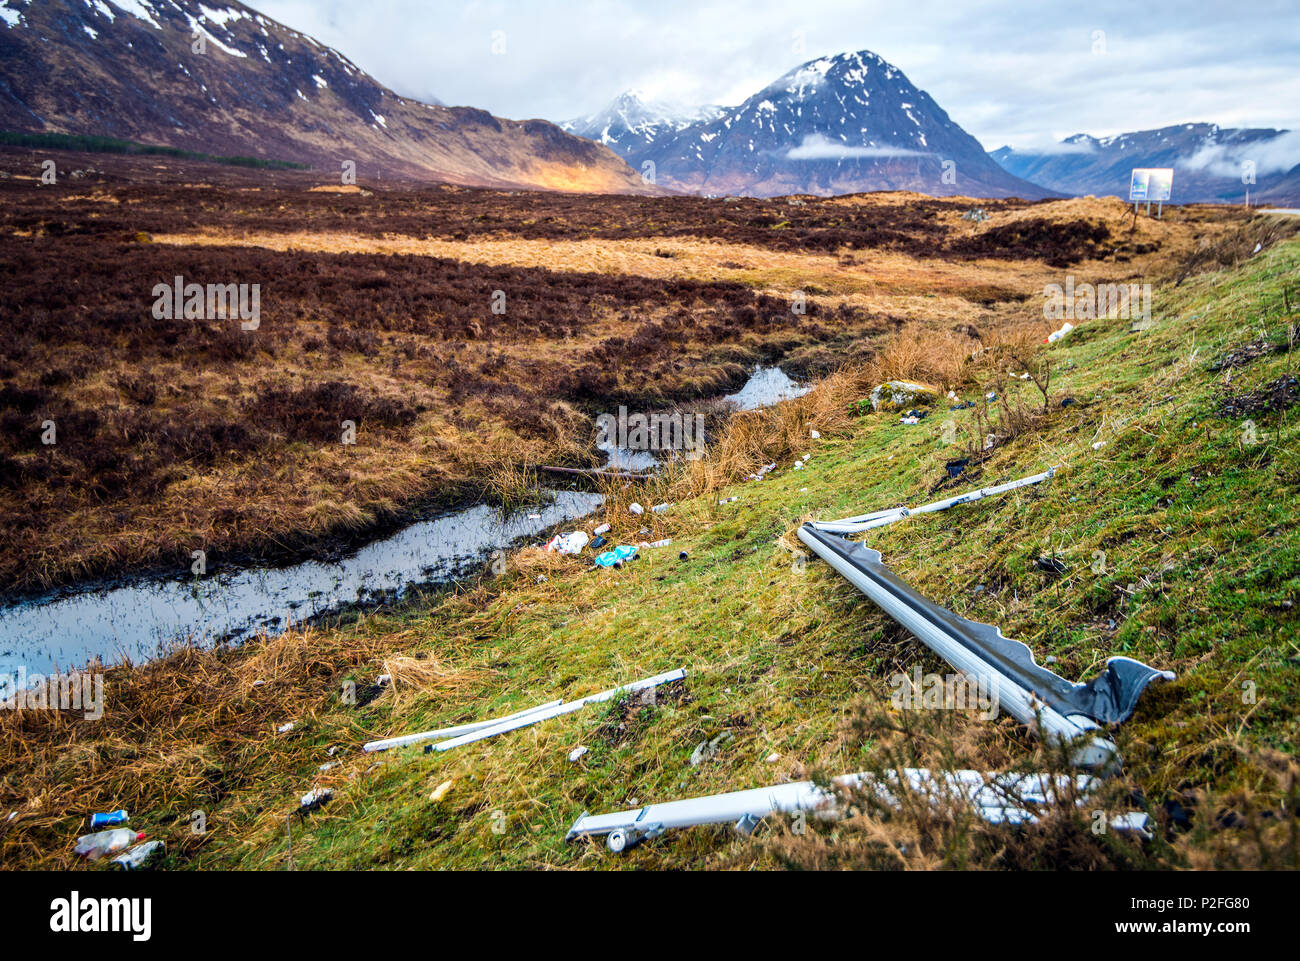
left=1130, top=167, right=1173, bottom=202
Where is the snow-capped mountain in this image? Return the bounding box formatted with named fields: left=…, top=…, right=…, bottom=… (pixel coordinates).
left=990, top=124, right=1300, bottom=204
left=562, top=91, right=725, bottom=159
left=575, top=51, right=1054, bottom=198
left=0, top=0, right=653, bottom=192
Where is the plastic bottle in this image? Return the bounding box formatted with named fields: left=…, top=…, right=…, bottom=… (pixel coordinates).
left=112, top=840, right=165, bottom=870
left=75, top=829, right=145, bottom=861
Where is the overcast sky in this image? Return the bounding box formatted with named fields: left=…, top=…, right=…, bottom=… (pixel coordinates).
left=254, top=0, right=1300, bottom=150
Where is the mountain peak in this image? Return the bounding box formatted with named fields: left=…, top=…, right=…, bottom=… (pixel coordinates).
left=0, top=0, right=654, bottom=193
left=579, top=48, right=1051, bottom=198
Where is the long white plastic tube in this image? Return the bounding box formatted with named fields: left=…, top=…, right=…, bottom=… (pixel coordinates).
left=428, top=668, right=687, bottom=752
left=812, top=467, right=1058, bottom=534
left=567, top=769, right=1108, bottom=851
left=363, top=700, right=564, bottom=753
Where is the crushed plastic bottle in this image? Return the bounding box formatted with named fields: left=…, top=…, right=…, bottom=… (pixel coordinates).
left=112, top=840, right=164, bottom=870
left=75, top=828, right=146, bottom=861
left=89, top=810, right=129, bottom=830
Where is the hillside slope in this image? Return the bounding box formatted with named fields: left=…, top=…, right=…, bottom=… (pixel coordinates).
left=0, top=0, right=653, bottom=192
left=3, top=223, right=1297, bottom=870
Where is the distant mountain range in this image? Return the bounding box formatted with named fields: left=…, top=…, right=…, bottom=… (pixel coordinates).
left=565, top=52, right=1056, bottom=199
left=0, top=0, right=653, bottom=193
left=562, top=91, right=725, bottom=160
left=990, top=125, right=1300, bottom=205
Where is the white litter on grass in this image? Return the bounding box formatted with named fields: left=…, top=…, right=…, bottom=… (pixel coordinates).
left=810, top=429, right=821, bottom=439
left=629, top=503, right=644, bottom=515
left=300, top=788, right=332, bottom=809
left=1046, top=321, right=1075, bottom=344
left=569, top=746, right=588, bottom=763
left=277, top=722, right=295, bottom=734
left=1092, top=441, right=1107, bottom=450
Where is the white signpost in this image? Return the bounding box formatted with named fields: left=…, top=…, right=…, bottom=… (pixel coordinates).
left=1129, top=167, right=1173, bottom=218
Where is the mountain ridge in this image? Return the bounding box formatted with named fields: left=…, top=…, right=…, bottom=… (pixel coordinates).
left=0, top=0, right=655, bottom=193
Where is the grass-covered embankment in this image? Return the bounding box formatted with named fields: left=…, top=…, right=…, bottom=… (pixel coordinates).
left=2, top=233, right=1297, bottom=870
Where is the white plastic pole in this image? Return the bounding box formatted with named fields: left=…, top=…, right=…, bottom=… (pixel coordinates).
left=567, top=769, right=1103, bottom=851
left=813, top=467, right=1058, bottom=534
left=363, top=700, right=564, bottom=753
left=430, top=668, right=687, bottom=752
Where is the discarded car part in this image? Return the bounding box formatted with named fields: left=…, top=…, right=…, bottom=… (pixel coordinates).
left=363, top=700, right=565, bottom=753
left=811, top=467, right=1059, bottom=535
left=428, top=668, right=687, bottom=752
left=567, top=769, right=1110, bottom=850
left=796, top=524, right=1174, bottom=768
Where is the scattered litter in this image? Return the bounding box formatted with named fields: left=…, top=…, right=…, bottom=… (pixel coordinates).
left=690, top=731, right=733, bottom=766
left=746, top=463, right=777, bottom=482
left=678, top=550, right=689, bottom=560
left=950, top=401, right=975, bottom=410
left=318, top=761, right=339, bottom=773
left=527, top=513, right=542, bottom=520
left=629, top=503, right=644, bottom=515
left=985, top=391, right=998, bottom=402
left=112, top=840, right=164, bottom=871
left=589, top=535, right=608, bottom=550
left=89, top=810, right=129, bottom=830
left=1252, top=242, right=1263, bottom=254
left=961, top=207, right=990, bottom=222
left=326, top=745, right=341, bottom=756
left=718, top=496, right=739, bottom=505
left=299, top=788, right=332, bottom=813
left=650, top=503, right=672, bottom=513
left=765, top=753, right=780, bottom=763
left=810, top=429, right=821, bottom=439
left=545, top=531, right=590, bottom=555
left=75, top=828, right=145, bottom=861
left=944, top=458, right=969, bottom=479
left=793, top=460, right=804, bottom=470
left=1046, top=321, right=1075, bottom=344
left=252, top=679, right=266, bottom=688
left=1092, top=441, right=1107, bottom=450
left=595, top=545, right=640, bottom=568
left=645, top=538, right=672, bottom=548
left=277, top=722, right=296, bottom=734
left=800, top=487, right=808, bottom=492
left=568, top=746, right=588, bottom=763
left=429, top=780, right=454, bottom=802
left=593, top=523, right=611, bottom=536
left=899, top=415, right=921, bottom=425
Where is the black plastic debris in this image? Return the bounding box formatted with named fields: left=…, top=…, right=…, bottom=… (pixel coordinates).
left=1036, top=556, right=1068, bottom=576
left=945, top=458, right=970, bottom=479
